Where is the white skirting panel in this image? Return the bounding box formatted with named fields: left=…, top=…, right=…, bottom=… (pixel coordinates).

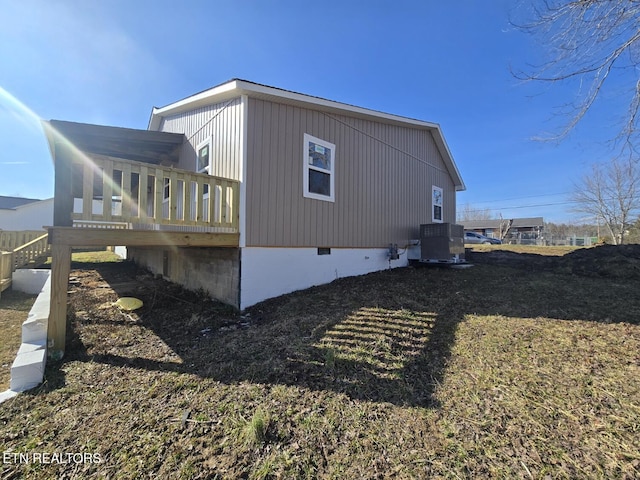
left=240, top=247, right=407, bottom=310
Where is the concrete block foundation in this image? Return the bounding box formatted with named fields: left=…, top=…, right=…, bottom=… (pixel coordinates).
left=127, top=247, right=240, bottom=308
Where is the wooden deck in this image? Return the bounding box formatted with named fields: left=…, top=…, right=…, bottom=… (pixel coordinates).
left=47, top=148, right=241, bottom=360
left=48, top=154, right=241, bottom=248
left=49, top=227, right=239, bottom=248
left=69, top=155, right=239, bottom=230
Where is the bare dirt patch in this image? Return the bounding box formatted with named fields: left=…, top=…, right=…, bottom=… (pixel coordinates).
left=1, top=250, right=639, bottom=478
left=467, top=243, right=640, bottom=279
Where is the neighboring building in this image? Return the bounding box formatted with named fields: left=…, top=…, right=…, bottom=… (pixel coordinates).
left=461, top=219, right=505, bottom=239
left=0, top=196, right=53, bottom=231
left=508, top=217, right=544, bottom=243
left=461, top=217, right=544, bottom=244
left=46, top=79, right=465, bottom=310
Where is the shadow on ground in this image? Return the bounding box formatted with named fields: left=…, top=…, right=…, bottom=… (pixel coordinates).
left=51, top=246, right=640, bottom=408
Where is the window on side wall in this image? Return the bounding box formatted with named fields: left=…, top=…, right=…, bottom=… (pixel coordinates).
left=195, top=140, right=211, bottom=221
left=163, top=178, right=170, bottom=201
left=196, top=140, right=211, bottom=174
left=432, top=186, right=443, bottom=223
left=161, top=177, right=170, bottom=219
left=303, top=133, right=335, bottom=202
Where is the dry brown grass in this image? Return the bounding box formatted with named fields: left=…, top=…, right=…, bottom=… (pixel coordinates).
left=0, top=291, right=36, bottom=390
left=467, top=243, right=584, bottom=256
left=1, top=247, right=639, bottom=478
left=1, top=252, right=118, bottom=390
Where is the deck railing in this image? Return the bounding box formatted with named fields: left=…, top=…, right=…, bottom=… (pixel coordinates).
left=0, top=230, right=45, bottom=252
left=0, top=232, right=50, bottom=297
left=0, top=251, right=12, bottom=296
left=72, top=156, right=239, bottom=231
left=12, top=233, right=50, bottom=269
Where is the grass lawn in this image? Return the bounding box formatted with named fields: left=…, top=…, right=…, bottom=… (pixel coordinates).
left=43, top=250, right=124, bottom=266
left=1, top=251, right=120, bottom=390
left=1, top=246, right=639, bottom=478
left=0, top=291, right=37, bottom=390
left=467, top=243, right=584, bottom=256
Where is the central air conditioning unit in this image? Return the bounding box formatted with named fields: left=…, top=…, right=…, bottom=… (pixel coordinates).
left=419, top=223, right=465, bottom=264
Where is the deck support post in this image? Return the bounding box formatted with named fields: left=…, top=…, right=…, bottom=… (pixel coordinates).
left=48, top=244, right=72, bottom=361
left=52, top=142, right=74, bottom=228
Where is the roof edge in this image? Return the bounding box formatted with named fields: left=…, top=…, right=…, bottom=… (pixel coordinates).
left=149, top=79, right=465, bottom=190
left=149, top=79, right=443, bottom=129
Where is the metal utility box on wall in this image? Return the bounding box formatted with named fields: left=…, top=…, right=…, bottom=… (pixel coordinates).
left=420, top=223, right=465, bottom=263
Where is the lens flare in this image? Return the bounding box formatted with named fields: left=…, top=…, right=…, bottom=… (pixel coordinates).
left=0, top=86, right=180, bottom=253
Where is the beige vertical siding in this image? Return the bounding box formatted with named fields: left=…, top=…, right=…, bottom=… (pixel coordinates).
left=246, top=98, right=457, bottom=248
left=159, top=98, right=243, bottom=181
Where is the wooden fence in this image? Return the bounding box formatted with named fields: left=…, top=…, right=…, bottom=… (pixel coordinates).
left=0, top=230, right=45, bottom=252
left=0, top=251, right=12, bottom=296
left=71, top=156, right=239, bottom=231
left=0, top=232, right=50, bottom=298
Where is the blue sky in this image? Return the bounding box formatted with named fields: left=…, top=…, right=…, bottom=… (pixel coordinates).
left=0, top=0, right=620, bottom=223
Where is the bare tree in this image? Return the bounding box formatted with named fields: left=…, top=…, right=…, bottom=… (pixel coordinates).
left=512, top=1, right=640, bottom=149
left=571, top=157, right=640, bottom=244
left=497, top=214, right=513, bottom=241
left=457, top=203, right=493, bottom=222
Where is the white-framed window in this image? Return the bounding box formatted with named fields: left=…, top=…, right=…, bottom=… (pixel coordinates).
left=432, top=186, right=443, bottom=223
left=195, top=139, right=211, bottom=221
left=163, top=178, right=170, bottom=200
left=162, top=177, right=170, bottom=219
left=196, top=140, right=211, bottom=174
left=303, top=133, right=335, bottom=202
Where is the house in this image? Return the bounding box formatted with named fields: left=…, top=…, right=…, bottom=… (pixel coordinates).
left=461, top=217, right=544, bottom=244
left=0, top=196, right=53, bottom=231
left=508, top=217, right=544, bottom=242
left=461, top=219, right=506, bottom=239
left=44, top=79, right=465, bottom=358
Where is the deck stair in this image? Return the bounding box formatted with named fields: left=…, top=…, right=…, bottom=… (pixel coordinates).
left=0, top=232, right=50, bottom=297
